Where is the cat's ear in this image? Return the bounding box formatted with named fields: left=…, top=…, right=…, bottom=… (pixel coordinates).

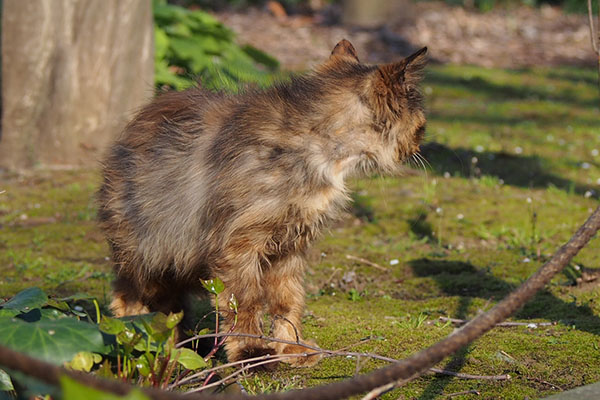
left=376, top=47, right=428, bottom=91
left=403, top=46, right=428, bottom=85
left=329, top=39, right=360, bottom=63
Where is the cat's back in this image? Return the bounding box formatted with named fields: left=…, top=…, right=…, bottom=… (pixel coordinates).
left=98, top=87, right=230, bottom=271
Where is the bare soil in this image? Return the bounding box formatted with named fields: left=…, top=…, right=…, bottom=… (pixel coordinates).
left=216, top=2, right=597, bottom=69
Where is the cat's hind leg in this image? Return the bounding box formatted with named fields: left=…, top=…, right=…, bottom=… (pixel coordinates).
left=264, top=254, right=321, bottom=367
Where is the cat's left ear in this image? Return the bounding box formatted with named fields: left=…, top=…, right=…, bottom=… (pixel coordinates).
left=376, top=47, right=428, bottom=90
left=329, top=39, right=360, bottom=63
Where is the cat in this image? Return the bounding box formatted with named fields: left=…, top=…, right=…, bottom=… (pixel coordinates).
left=97, top=39, right=427, bottom=366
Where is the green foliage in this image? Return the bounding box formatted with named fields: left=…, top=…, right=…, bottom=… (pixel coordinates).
left=60, top=375, right=149, bottom=400
left=153, top=0, right=279, bottom=91
left=0, top=369, right=14, bottom=392
left=0, top=317, right=106, bottom=365
left=0, top=288, right=211, bottom=396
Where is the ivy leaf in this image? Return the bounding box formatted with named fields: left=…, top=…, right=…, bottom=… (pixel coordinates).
left=99, top=315, right=126, bottom=335
left=65, top=351, right=103, bottom=372
left=175, top=348, right=207, bottom=370
left=0, top=369, right=14, bottom=391
left=0, top=317, right=106, bottom=365
left=135, top=354, right=152, bottom=377
left=201, top=278, right=225, bottom=295
left=166, top=311, right=183, bottom=330
left=60, top=375, right=149, bottom=400
left=46, top=298, right=71, bottom=312
left=1, top=287, right=48, bottom=312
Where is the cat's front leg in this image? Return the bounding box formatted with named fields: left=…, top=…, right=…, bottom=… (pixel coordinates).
left=264, top=254, right=322, bottom=367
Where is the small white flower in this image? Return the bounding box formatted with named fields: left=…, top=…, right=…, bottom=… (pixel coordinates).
left=522, top=257, right=531, bottom=263
left=389, top=259, right=399, bottom=266
left=584, top=191, right=593, bottom=198
left=435, top=207, right=443, bottom=214
left=48, top=330, right=56, bottom=335
left=471, top=157, right=478, bottom=164
left=320, top=252, right=327, bottom=257
left=574, top=265, right=581, bottom=271
left=597, top=178, right=600, bottom=185
left=443, top=171, right=451, bottom=179
left=475, top=145, right=484, bottom=153
left=527, top=323, right=538, bottom=329
left=592, top=149, right=599, bottom=157
left=526, top=197, right=532, bottom=204
left=425, top=86, right=433, bottom=95
left=456, top=213, right=464, bottom=220
left=582, top=162, right=591, bottom=170
left=514, top=147, right=523, bottom=154
left=19, top=213, right=28, bottom=220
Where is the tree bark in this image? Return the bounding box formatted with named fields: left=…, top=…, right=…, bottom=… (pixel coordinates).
left=0, top=0, right=154, bottom=170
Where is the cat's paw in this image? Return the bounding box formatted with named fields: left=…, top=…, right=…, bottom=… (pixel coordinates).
left=232, top=345, right=279, bottom=371
left=279, top=339, right=322, bottom=367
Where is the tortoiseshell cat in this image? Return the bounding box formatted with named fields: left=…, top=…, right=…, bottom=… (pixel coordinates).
left=98, top=40, right=427, bottom=366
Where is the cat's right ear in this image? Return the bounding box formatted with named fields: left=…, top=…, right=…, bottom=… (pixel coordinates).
left=329, top=39, right=360, bottom=63
left=375, top=47, right=428, bottom=94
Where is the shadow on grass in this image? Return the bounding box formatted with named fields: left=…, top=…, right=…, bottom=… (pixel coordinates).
left=408, top=258, right=600, bottom=399
left=426, top=69, right=597, bottom=108
left=420, top=142, right=596, bottom=196
left=408, top=258, right=600, bottom=333
left=430, top=111, right=600, bottom=129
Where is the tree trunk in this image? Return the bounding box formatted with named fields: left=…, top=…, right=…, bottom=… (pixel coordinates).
left=0, top=0, right=154, bottom=170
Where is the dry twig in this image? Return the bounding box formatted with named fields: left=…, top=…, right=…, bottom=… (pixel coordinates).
left=438, top=317, right=556, bottom=328
left=345, top=254, right=389, bottom=272
left=446, top=389, right=480, bottom=397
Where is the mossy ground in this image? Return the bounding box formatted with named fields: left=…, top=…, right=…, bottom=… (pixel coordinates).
left=1, top=64, right=599, bottom=399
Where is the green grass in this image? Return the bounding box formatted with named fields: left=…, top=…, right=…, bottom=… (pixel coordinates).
left=1, top=64, right=599, bottom=398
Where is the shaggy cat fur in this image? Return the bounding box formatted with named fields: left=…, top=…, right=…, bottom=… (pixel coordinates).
left=98, top=40, right=427, bottom=366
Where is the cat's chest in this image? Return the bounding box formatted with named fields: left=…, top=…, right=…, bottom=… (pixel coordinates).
left=266, top=186, right=347, bottom=257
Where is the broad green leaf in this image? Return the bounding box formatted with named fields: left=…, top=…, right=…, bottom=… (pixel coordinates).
left=0, top=309, right=18, bottom=318
left=201, top=278, right=225, bottom=295
left=175, top=348, right=207, bottom=370
left=60, top=375, right=149, bottom=400
left=0, top=317, right=106, bottom=364
left=65, top=351, right=102, bottom=372
left=1, top=287, right=47, bottom=312
left=99, top=315, right=126, bottom=335
left=46, top=298, right=71, bottom=312
left=0, top=369, right=14, bottom=391
left=166, top=311, right=183, bottom=329
left=135, top=354, right=151, bottom=377
left=147, top=313, right=174, bottom=343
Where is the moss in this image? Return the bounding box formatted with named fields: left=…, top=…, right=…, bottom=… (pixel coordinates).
left=2, top=65, right=600, bottom=398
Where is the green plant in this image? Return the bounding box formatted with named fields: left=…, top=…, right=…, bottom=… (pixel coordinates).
left=0, top=286, right=218, bottom=396
left=153, top=0, right=280, bottom=91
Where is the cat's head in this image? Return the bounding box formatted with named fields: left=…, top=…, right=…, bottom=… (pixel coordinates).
left=319, top=39, right=427, bottom=174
